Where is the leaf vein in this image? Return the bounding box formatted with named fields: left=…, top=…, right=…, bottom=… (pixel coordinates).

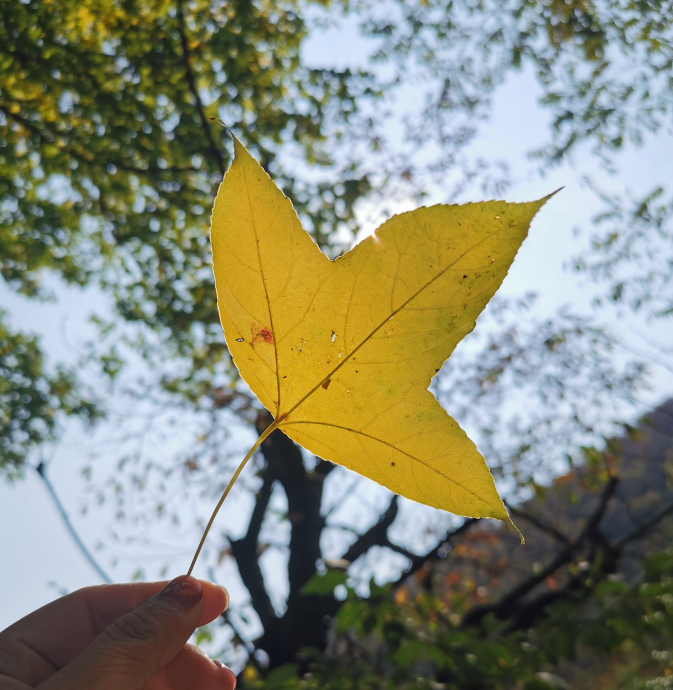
left=239, top=158, right=282, bottom=415
left=281, top=421, right=500, bottom=513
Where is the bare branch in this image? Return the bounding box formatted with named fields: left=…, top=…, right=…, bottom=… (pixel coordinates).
left=381, top=539, right=418, bottom=561
left=616, top=501, right=673, bottom=547
left=230, top=464, right=276, bottom=630
left=324, top=475, right=361, bottom=519
left=389, top=518, right=477, bottom=589
left=504, top=501, right=570, bottom=546
left=464, top=475, right=618, bottom=627
left=222, top=610, right=256, bottom=655
left=314, top=459, right=336, bottom=478
left=176, top=0, right=224, bottom=174
left=340, top=495, right=399, bottom=564
left=208, top=564, right=257, bottom=656
left=34, top=462, right=113, bottom=585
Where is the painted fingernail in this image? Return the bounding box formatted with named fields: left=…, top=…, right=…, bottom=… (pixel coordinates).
left=214, top=660, right=237, bottom=688
left=157, top=575, right=203, bottom=613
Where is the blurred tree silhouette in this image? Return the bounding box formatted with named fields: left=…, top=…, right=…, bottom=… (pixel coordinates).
left=0, top=312, right=99, bottom=475
left=573, top=183, right=673, bottom=319
left=1, top=0, right=672, bottom=686
left=0, top=0, right=379, bottom=476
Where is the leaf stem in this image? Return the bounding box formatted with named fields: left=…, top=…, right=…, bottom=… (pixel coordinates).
left=187, top=419, right=279, bottom=576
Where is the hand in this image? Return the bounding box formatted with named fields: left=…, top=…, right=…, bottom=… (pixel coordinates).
left=0, top=575, right=237, bottom=690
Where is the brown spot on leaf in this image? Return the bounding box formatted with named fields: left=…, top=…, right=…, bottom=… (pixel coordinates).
left=322, top=378, right=332, bottom=390
left=251, top=324, right=274, bottom=346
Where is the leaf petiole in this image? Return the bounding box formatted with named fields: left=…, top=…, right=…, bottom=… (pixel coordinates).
left=187, top=419, right=279, bottom=576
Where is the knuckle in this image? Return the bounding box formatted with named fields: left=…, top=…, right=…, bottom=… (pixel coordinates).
left=100, top=610, right=164, bottom=662
left=105, top=611, right=152, bottom=643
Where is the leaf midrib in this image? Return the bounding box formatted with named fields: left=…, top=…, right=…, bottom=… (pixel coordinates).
left=278, top=224, right=508, bottom=421
left=280, top=419, right=501, bottom=514
left=239, top=151, right=282, bottom=415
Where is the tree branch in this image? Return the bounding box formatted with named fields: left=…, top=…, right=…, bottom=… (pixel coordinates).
left=34, top=461, right=112, bottom=584
left=222, top=609, right=256, bottom=655
left=504, top=501, right=570, bottom=546
left=1, top=106, right=199, bottom=175
left=464, top=475, right=618, bottom=627
left=616, top=501, right=673, bottom=547
left=314, top=459, right=336, bottom=478
left=389, top=518, right=477, bottom=589
left=340, top=495, right=399, bottom=564
left=253, top=413, right=337, bottom=667
left=382, top=539, right=418, bottom=561
left=176, top=0, right=224, bottom=175
left=502, top=523, right=622, bottom=634
left=324, top=476, right=360, bottom=519
left=230, top=463, right=277, bottom=631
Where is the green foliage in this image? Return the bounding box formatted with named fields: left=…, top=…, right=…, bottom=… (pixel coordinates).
left=0, top=0, right=376, bottom=365
left=0, top=0, right=380, bottom=473
left=195, top=623, right=214, bottom=648
left=301, top=570, right=348, bottom=596
left=0, top=312, right=99, bottom=477
left=573, top=184, right=673, bottom=319
left=265, top=664, right=301, bottom=689
left=362, top=0, right=673, bottom=163
left=242, top=549, right=673, bottom=689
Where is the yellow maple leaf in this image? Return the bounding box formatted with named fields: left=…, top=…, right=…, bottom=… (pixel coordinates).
left=189, top=135, right=553, bottom=573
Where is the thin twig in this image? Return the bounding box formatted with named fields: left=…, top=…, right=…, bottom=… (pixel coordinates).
left=389, top=518, right=477, bottom=589
left=176, top=0, right=225, bottom=174
left=616, top=502, right=673, bottom=547
left=464, top=476, right=618, bottom=626
left=324, top=476, right=361, bottom=519
left=34, top=461, right=113, bottom=584
left=504, top=501, right=570, bottom=545
left=1, top=106, right=199, bottom=175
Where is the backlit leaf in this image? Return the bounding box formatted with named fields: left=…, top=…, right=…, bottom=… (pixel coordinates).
left=210, top=136, right=551, bottom=521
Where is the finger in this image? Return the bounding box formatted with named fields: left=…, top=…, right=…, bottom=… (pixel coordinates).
left=37, top=575, right=207, bottom=690
left=0, top=673, right=31, bottom=690
left=0, top=579, right=227, bottom=686
left=144, top=644, right=236, bottom=690
left=82, top=580, right=227, bottom=629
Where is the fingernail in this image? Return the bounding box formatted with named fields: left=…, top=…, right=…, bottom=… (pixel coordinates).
left=157, top=575, right=203, bottom=613
left=214, top=660, right=237, bottom=688
left=218, top=585, right=230, bottom=610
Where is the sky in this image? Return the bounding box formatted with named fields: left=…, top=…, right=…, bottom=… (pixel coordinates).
left=1, top=8, right=672, bottom=654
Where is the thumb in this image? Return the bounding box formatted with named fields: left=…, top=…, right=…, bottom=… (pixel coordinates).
left=40, top=575, right=205, bottom=690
